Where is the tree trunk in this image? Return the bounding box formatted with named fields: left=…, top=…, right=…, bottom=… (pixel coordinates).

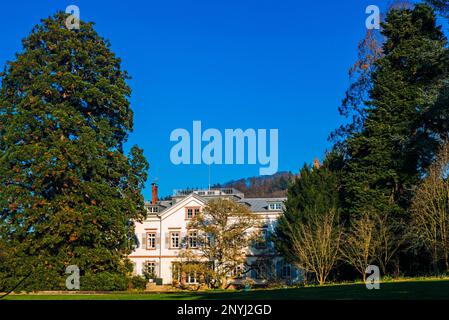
left=317, top=273, right=326, bottom=285
left=444, top=254, right=449, bottom=273
left=220, top=277, right=228, bottom=290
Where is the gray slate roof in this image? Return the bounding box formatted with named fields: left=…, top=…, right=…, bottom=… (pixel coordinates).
left=238, top=198, right=286, bottom=212
left=145, top=189, right=286, bottom=214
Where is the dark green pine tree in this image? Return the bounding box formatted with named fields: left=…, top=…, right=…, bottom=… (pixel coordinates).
left=343, top=4, right=449, bottom=220
left=0, top=13, right=149, bottom=290
left=426, top=0, right=449, bottom=17
left=273, top=160, right=340, bottom=263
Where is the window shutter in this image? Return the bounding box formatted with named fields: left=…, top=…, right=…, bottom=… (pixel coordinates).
left=208, top=234, right=215, bottom=246
left=292, top=267, right=300, bottom=280
left=181, top=232, right=187, bottom=248
left=201, top=234, right=207, bottom=247
left=156, top=233, right=160, bottom=249
left=155, top=262, right=160, bottom=277
left=165, top=232, right=170, bottom=248
left=276, top=261, right=282, bottom=278
left=250, top=269, right=256, bottom=279
left=291, top=267, right=296, bottom=279
left=135, top=233, right=141, bottom=248
left=141, top=233, right=147, bottom=249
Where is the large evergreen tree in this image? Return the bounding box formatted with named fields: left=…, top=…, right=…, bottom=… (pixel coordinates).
left=273, top=160, right=340, bottom=263
left=0, top=13, right=149, bottom=290
left=343, top=4, right=449, bottom=220
left=426, top=0, right=449, bottom=16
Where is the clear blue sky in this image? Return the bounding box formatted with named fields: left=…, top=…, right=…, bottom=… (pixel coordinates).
left=0, top=0, right=403, bottom=198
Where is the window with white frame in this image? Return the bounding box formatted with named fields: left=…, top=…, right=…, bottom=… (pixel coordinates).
left=171, top=232, right=180, bottom=248
left=186, top=207, right=200, bottom=219
left=186, top=272, right=197, bottom=284
left=143, top=261, right=156, bottom=277
left=148, top=206, right=159, bottom=213
left=172, top=263, right=203, bottom=284
left=147, top=232, right=156, bottom=249
left=269, top=203, right=282, bottom=211
left=188, top=231, right=198, bottom=248
left=232, top=265, right=244, bottom=279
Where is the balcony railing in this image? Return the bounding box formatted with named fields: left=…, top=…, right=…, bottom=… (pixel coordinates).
left=172, top=188, right=242, bottom=197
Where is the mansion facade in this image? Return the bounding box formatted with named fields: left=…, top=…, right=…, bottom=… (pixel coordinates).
left=129, top=184, right=301, bottom=286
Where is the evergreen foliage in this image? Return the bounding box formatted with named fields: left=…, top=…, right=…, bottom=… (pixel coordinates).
left=0, top=13, right=149, bottom=291
left=343, top=4, right=449, bottom=220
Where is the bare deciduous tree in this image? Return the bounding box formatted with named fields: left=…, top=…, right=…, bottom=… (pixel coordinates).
left=342, top=213, right=377, bottom=281
left=373, top=213, right=402, bottom=275
left=343, top=211, right=402, bottom=280
left=288, top=210, right=343, bottom=285
left=409, top=142, right=449, bottom=272
left=188, top=198, right=260, bottom=289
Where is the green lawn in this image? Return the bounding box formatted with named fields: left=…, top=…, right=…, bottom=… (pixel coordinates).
left=3, top=279, right=449, bottom=300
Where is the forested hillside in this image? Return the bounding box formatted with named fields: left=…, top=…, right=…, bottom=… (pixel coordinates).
left=215, top=171, right=295, bottom=198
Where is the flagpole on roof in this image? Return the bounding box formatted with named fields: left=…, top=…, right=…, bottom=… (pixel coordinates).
left=208, top=164, right=211, bottom=191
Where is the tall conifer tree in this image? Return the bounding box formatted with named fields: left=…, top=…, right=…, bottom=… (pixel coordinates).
left=273, top=161, right=340, bottom=263
left=0, top=13, right=149, bottom=290
left=343, top=4, right=449, bottom=219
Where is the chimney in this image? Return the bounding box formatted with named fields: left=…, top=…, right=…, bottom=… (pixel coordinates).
left=152, top=183, right=158, bottom=204
left=313, top=157, right=320, bottom=170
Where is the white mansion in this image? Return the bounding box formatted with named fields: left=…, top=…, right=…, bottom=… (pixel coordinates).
left=129, top=184, right=301, bottom=286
